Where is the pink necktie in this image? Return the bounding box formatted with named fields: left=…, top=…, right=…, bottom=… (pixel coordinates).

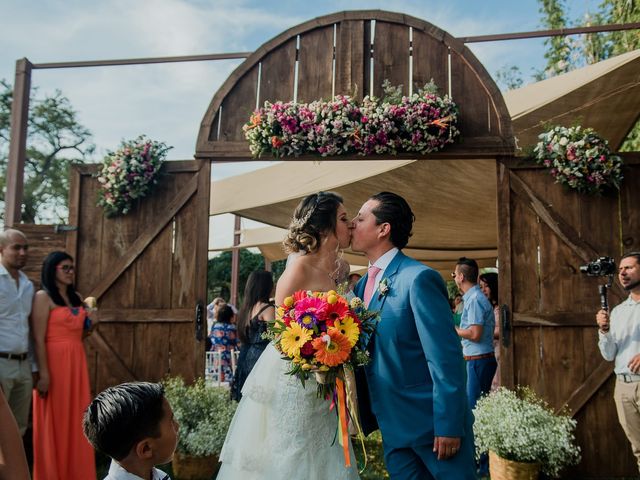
left=363, top=265, right=382, bottom=307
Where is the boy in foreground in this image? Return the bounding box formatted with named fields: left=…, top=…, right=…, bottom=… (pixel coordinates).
left=83, top=382, right=179, bottom=480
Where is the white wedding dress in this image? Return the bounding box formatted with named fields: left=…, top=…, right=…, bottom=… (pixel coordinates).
left=217, top=342, right=361, bottom=480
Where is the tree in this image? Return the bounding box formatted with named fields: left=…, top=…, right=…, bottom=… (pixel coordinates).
left=207, top=249, right=286, bottom=304
left=0, top=79, right=95, bottom=223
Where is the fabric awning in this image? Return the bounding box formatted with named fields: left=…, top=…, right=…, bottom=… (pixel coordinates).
left=504, top=49, right=640, bottom=150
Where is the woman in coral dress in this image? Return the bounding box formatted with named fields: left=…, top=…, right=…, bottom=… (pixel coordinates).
left=31, top=251, right=97, bottom=480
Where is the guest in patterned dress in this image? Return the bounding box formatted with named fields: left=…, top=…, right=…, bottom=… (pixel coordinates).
left=209, top=304, right=238, bottom=382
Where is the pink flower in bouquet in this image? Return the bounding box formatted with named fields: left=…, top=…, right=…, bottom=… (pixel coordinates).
left=294, top=296, right=327, bottom=329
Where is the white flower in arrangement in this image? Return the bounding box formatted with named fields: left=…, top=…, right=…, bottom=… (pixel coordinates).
left=559, top=136, right=568, bottom=146
left=349, top=297, right=364, bottom=310
left=473, top=387, right=580, bottom=478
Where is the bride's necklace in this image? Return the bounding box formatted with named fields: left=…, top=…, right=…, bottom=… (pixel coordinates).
left=309, top=261, right=339, bottom=283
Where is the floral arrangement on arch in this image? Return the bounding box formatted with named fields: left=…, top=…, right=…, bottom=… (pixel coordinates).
left=96, top=135, right=172, bottom=217
left=532, top=125, right=623, bottom=195
left=243, top=81, right=459, bottom=158
left=473, top=386, right=581, bottom=478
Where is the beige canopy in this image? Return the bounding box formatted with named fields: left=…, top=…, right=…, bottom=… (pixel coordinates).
left=210, top=158, right=499, bottom=275
left=504, top=49, right=640, bottom=150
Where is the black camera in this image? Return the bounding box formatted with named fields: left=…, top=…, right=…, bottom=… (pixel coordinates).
left=580, top=257, right=616, bottom=277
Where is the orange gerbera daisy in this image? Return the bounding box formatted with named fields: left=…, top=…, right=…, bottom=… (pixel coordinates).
left=312, top=330, right=351, bottom=367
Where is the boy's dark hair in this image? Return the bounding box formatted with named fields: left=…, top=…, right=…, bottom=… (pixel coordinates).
left=83, top=382, right=165, bottom=461
left=369, top=192, right=415, bottom=250
left=457, top=257, right=479, bottom=283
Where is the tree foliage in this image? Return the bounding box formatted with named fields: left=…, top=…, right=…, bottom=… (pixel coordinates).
left=0, top=79, right=94, bottom=223
left=207, top=249, right=285, bottom=304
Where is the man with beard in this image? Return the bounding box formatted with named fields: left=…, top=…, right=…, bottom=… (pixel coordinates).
left=597, top=251, right=640, bottom=472
left=0, top=229, right=34, bottom=437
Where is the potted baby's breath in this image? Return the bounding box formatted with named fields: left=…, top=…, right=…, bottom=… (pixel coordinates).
left=473, top=387, right=581, bottom=479
left=163, top=376, right=237, bottom=480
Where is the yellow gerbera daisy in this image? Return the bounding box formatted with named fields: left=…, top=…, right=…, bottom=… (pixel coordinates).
left=280, top=323, right=313, bottom=358
left=331, top=316, right=360, bottom=347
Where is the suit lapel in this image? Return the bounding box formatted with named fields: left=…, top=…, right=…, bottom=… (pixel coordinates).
left=367, top=251, right=405, bottom=314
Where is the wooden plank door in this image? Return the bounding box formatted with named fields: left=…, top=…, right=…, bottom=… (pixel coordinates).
left=67, top=160, right=210, bottom=395
left=496, top=155, right=640, bottom=477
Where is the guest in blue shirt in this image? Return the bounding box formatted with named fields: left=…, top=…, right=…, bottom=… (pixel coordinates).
left=454, top=257, right=496, bottom=476
left=209, top=305, right=238, bottom=383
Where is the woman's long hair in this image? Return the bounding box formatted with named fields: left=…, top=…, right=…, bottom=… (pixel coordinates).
left=41, top=251, right=82, bottom=307
left=479, top=272, right=499, bottom=307
left=237, top=270, right=274, bottom=344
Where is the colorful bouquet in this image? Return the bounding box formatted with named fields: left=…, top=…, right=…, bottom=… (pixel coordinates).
left=96, top=135, right=172, bottom=217
left=532, top=125, right=623, bottom=195
left=243, top=81, right=459, bottom=158
left=267, top=289, right=377, bottom=391
left=266, top=289, right=378, bottom=468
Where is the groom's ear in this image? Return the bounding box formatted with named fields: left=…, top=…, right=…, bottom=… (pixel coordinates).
left=377, top=222, right=391, bottom=239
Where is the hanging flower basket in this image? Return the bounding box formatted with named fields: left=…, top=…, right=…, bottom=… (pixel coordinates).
left=243, top=82, right=459, bottom=158
left=532, top=125, right=623, bottom=195
left=96, top=135, right=172, bottom=217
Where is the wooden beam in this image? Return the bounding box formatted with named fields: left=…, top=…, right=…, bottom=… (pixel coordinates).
left=98, top=309, right=192, bottom=323
left=85, top=331, right=136, bottom=381
left=5, top=58, right=32, bottom=226
left=513, top=312, right=597, bottom=327
left=510, top=171, right=599, bottom=262
left=88, top=175, right=198, bottom=300
left=562, top=359, right=614, bottom=416
left=230, top=215, right=241, bottom=306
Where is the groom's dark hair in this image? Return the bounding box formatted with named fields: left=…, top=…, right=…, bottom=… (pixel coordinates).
left=370, top=192, right=414, bottom=249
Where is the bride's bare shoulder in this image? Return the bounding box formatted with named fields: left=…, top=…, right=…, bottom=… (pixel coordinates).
left=275, top=260, right=310, bottom=304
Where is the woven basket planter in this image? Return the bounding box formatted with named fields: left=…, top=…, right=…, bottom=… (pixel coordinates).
left=489, top=450, right=540, bottom=480
left=172, top=452, right=220, bottom=480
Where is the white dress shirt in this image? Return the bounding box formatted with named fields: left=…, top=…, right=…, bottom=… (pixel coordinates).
left=0, top=264, right=34, bottom=354
left=103, top=460, right=171, bottom=480
left=369, top=247, right=399, bottom=290
left=599, top=295, right=640, bottom=374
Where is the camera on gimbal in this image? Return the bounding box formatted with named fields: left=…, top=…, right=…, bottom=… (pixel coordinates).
left=579, top=257, right=616, bottom=277
left=580, top=256, right=616, bottom=311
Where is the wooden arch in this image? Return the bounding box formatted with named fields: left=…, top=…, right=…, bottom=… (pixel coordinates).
left=196, top=10, right=514, bottom=158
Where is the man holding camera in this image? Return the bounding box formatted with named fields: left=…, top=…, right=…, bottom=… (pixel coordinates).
left=597, top=251, right=640, bottom=471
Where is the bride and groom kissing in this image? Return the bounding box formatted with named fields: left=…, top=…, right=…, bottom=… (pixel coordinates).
left=218, top=191, right=477, bottom=480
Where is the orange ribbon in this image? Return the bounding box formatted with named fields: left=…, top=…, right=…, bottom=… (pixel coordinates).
left=336, top=377, right=351, bottom=467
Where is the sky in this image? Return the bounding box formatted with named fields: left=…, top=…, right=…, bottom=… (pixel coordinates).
left=1, top=0, right=599, bottom=246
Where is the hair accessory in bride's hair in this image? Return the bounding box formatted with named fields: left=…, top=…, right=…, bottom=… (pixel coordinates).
left=291, top=192, right=323, bottom=230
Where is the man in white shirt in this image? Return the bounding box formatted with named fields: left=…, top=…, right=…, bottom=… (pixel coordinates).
left=0, top=229, right=34, bottom=436
left=597, top=251, right=640, bottom=472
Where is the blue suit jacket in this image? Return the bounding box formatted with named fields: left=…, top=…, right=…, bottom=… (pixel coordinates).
left=355, top=251, right=471, bottom=448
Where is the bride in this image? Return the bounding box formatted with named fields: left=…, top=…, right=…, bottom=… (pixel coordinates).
left=217, top=191, right=360, bottom=480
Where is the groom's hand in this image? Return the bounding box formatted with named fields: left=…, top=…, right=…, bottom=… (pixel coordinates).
left=433, top=436, right=461, bottom=460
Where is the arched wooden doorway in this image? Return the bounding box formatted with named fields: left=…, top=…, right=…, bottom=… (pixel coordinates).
left=197, top=9, right=638, bottom=477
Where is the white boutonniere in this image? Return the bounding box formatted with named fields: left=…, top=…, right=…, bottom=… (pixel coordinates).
left=377, top=278, right=390, bottom=300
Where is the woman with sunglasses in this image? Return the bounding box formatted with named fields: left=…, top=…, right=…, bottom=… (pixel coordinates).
left=31, top=251, right=97, bottom=479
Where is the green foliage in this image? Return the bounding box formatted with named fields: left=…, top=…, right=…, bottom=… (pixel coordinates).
left=533, top=0, right=640, bottom=150
left=162, top=376, right=237, bottom=457
left=207, top=249, right=285, bottom=303
left=0, top=79, right=94, bottom=223
left=495, top=65, right=524, bottom=91
left=354, top=430, right=389, bottom=479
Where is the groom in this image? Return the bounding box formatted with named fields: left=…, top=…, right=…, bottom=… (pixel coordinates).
left=351, top=192, right=476, bottom=479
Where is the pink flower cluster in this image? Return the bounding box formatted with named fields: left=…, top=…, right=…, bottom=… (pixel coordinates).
left=96, top=135, right=172, bottom=217
left=243, top=88, right=459, bottom=158
left=533, top=126, right=623, bottom=195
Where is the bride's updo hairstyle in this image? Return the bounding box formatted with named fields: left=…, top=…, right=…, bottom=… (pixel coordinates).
left=283, top=191, right=343, bottom=254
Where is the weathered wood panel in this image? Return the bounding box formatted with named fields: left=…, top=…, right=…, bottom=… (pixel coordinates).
left=15, top=224, right=67, bottom=288
left=501, top=160, right=640, bottom=476
left=369, top=22, right=410, bottom=98
left=216, top=65, right=259, bottom=142
left=411, top=28, right=447, bottom=96
left=297, top=27, right=334, bottom=103
left=67, top=161, right=209, bottom=395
